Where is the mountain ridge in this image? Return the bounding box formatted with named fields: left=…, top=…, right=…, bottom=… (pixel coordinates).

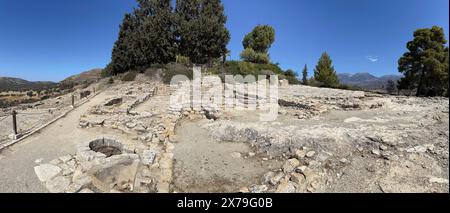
left=338, top=72, right=402, bottom=90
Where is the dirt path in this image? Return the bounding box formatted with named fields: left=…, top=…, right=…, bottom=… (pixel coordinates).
left=0, top=92, right=114, bottom=192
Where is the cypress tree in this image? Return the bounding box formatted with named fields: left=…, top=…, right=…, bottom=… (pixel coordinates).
left=302, top=64, right=308, bottom=85
left=175, top=0, right=230, bottom=64
left=108, top=0, right=176, bottom=75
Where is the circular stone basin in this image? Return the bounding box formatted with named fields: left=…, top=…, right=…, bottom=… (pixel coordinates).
left=89, top=138, right=123, bottom=157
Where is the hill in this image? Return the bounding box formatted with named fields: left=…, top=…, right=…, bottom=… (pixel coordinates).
left=60, top=68, right=102, bottom=86
left=338, top=73, right=402, bottom=90
left=0, top=77, right=56, bottom=92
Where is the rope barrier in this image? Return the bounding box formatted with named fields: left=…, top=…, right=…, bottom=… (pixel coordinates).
left=16, top=111, right=50, bottom=115
left=0, top=115, right=8, bottom=122
left=1, top=88, right=98, bottom=147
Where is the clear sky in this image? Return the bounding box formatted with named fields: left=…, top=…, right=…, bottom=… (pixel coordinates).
left=0, top=0, right=448, bottom=81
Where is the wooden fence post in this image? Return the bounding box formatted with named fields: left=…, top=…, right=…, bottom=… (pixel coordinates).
left=12, top=110, right=17, bottom=135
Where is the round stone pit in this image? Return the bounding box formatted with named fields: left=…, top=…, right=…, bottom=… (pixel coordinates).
left=89, top=138, right=123, bottom=157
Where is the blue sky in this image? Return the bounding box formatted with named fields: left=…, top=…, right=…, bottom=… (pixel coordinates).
left=0, top=0, right=448, bottom=81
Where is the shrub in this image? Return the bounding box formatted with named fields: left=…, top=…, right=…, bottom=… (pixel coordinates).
left=162, top=63, right=193, bottom=84
left=121, top=72, right=137, bottom=82
left=26, top=91, right=34, bottom=97
left=176, top=55, right=191, bottom=65
left=240, top=48, right=270, bottom=64
left=223, top=61, right=284, bottom=77
left=108, top=77, right=114, bottom=84
left=101, top=68, right=111, bottom=78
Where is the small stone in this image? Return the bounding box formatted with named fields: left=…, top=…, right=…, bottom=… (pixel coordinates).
left=270, top=172, right=284, bottom=185
left=49, top=159, right=60, bottom=165
left=126, top=122, right=137, bottom=129
left=46, top=176, right=70, bottom=193
left=231, top=152, right=241, bottom=158
left=142, top=150, right=157, bottom=165
left=264, top=171, right=275, bottom=183
left=34, top=164, right=62, bottom=182
left=275, top=181, right=296, bottom=193
left=295, top=149, right=306, bottom=159
left=157, top=182, right=170, bottom=193
left=283, top=159, right=300, bottom=173
left=78, top=188, right=94, bottom=193
left=249, top=185, right=268, bottom=193
left=262, top=158, right=269, bottom=161
left=290, top=173, right=305, bottom=184
left=414, top=146, right=427, bottom=153
left=34, top=158, right=44, bottom=164
left=379, top=145, right=388, bottom=150
left=65, top=183, right=83, bottom=193
left=73, top=175, right=92, bottom=187
left=371, top=149, right=381, bottom=156
left=59, top=155, right=73, bottom=163
left=248, top=152, right=256, bottom=157
left=339, top=158, right=349, bottom=164
left=239, top=187, right=249, bottom=193
left=306, top=151, right=316, bottom=158
left=429, top=177, right=449, bottom=184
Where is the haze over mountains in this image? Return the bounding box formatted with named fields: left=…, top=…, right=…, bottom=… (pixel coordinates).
left=0, top=69, right=102, bottom=91
left=337, top=72, right=402, bottom=89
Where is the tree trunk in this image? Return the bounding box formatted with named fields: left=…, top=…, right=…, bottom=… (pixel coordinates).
left=416, top=69, right=425, bottom=97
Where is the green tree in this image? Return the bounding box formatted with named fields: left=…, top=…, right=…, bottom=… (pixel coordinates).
left=240, top=25, right=275, bottom=64
left=386, top=80, right=396, bottom=94
left=302, top=64, right=308, bottom=85
left=108, top=0, right=176, bottom=75
left=284, top=69, right=299, bottom=84
left=175, top=0, right=230, bottom=64
left=243, top=25, right=275, bottom=53
left=313, top=52, right=339, bottom=87
left=398, top=26, right=449, bottom=96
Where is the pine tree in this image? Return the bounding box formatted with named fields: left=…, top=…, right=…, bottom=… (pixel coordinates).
left=398, top=26, right=449, bottom=96
left=108, top=0, right=176, bottom=75
left=241, top=25, right=275, bottom=64
left=243, top=25, right=275, bottom=53
left=175, top=0, right=230, bottom=64
left=302, top=64, right=308, bottom=85
left=314, top=52, right=339, bottom=87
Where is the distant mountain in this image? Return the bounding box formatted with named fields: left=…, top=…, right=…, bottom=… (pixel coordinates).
left=60, top=68, right=102, bottom=86
left=338, top=72, right=402, bottom=90
left=0, top=77, right=56, bottom=92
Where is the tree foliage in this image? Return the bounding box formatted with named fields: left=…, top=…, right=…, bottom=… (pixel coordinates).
left=243, top=25, right=275, bottom=53
left=386, top=80, right=396, bottom=94
left=240, top=48, right=270, bottom=64
left=397, top=26, right=449, bottom=96
left=313, top=52, right=339, bottom=87
left=107, top=0, right=230, bottom=75
left=284, top=69, right=299, bottom=84
left=108, top=0, right=176, bottom=75
left=241, top=25, right=275, bottom=64
left=175, top=0, right=230, bottom=64
left=302, top=64, right=308, bottom=85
